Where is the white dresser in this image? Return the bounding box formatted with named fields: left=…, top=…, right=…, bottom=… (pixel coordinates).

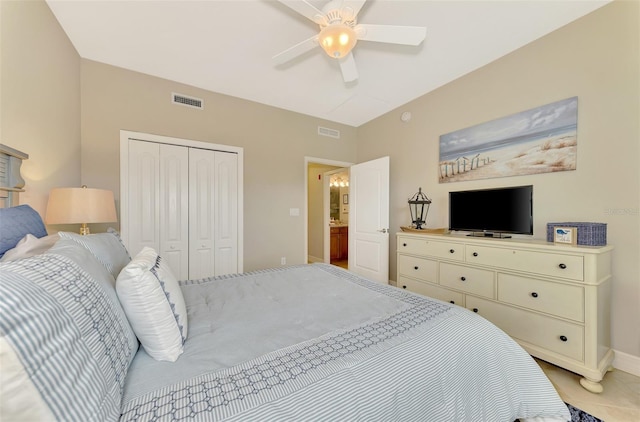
left=396, top=232, right=614, bottom=393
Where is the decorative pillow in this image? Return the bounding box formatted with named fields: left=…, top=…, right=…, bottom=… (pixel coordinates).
left=0, top=234, right=60, bottom=262
left=116, top=247, right=188, bottom=362
left=0, top=205, right=48, bottom=258
left=107, top=227, right=132, bottom=259
left=0, top=250, right=139, bottom=421
left=58, top=229, right=131, bottom=279
left=48, top=238, right=138, bottom=343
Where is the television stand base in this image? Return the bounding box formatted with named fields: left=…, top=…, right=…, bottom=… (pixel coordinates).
left=467, top=232, right=512, bottom=239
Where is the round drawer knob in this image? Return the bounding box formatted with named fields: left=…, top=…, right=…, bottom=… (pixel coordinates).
left=460, top=276, right=466, bottom=281
left=473, top=252, right=478, bottom=257
left=402, top=285, right=407, bottom=289
left=559, top=263, right=567, bottom=269
left=531, top=292, right=539, bottom=298
left=560, top=335, right=568, bottom=342
left=449, top=249, right=455, bottom=254
left=472, top=308, right=479, bottom=313
left=449, top=300, right=455, bottom=304
left=403, top=243, right=407, bottom=247
left=414, top=266, right=419, bottom=270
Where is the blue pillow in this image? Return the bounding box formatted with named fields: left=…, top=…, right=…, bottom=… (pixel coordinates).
left=0, top=205, right=47, bottom=258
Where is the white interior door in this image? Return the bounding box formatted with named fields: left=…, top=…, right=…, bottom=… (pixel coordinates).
left=348, top=156, right=390, bottom=283
left=121, top=130, right=244, bottom=278
left=213, top=151, right=238, bottom=276
left=189, top=148, right=216, bottom=279
left=127, top=140, right=160, bottom=258
left=159, top=144, right=189, bottom=280
left=189, top=148, right=239, bottom=279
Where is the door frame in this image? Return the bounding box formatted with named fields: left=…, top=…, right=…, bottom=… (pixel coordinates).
left=120, top=130, right=244, bottom=272
left=304, top=156, right=353, bottom=266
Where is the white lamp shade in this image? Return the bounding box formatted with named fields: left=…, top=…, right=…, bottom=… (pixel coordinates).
left=46, top=187, right=117, bottom=224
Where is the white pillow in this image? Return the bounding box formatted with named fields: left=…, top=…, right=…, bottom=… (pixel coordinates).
left=0, top=234, right=60, bottom=262
left=116, top=247, right=188, bottom=362
left=58, top=229, right=130, bottom=279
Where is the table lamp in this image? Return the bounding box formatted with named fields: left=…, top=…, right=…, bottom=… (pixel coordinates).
left=45, top=185, right=117, bottom=235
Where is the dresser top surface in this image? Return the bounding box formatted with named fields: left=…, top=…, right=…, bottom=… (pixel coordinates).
left=396, top=232, right=613, bottom=254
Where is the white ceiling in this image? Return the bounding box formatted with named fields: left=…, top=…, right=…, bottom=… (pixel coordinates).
left=46, top=0, right=610, bottom=127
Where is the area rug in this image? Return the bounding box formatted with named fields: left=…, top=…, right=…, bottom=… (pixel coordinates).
left=566, top=402, right=604, bottom=422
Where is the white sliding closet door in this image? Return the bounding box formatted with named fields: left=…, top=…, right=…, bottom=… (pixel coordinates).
left=189, top=148, right=238, bottom=279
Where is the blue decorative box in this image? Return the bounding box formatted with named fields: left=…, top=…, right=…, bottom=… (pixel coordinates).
left=546, top=222, right=607, bottom=246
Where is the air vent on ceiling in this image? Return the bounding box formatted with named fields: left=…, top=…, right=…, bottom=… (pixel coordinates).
left=318, top=126, right=340, bottom=139
left=172, top=92, right=204, bottom=110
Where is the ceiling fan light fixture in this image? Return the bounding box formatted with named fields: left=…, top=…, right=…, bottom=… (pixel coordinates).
left=319, top=23, right=357, bottom=59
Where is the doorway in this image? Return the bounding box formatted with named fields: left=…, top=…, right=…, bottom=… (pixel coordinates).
left=305, top=156, right=390, bottom=283
left=305, top=158, right=352, bottom=269
left=326, top=168, right=350, bottom=269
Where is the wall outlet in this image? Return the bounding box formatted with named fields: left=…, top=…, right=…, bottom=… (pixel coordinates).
left=281, top=257, right=286, bottom=265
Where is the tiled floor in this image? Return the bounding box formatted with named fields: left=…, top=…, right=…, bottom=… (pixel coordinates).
left=537, top=359, right=640, bottom=421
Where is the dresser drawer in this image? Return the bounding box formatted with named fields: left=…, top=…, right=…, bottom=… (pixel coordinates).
left=440, top=263, right=495, bottom=299
left=397, top=237, right=463, bottom=261
left=398, top=276, right=464, bottom=306
left=465, top=245, right=584, bottom=281
left=466, top=296, right=584, bottom=362
left=498, top=274, right=584, bottom=322
left=398, top=254, right=437, bottom=283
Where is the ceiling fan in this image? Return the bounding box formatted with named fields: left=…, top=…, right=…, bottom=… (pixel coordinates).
left=273, top=0, right=427, bottom=82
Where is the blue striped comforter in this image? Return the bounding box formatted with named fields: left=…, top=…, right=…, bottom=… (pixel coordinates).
left=120, top=264, right=570, bottom=422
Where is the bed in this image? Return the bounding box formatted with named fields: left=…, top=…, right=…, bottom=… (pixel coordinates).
left=0, top=203, right=571, bottom=422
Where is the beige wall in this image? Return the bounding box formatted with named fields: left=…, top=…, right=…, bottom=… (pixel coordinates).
left=0, top=0, right=81, bottom=217
left=357, top=0, right=640, bottom=359
left=79, top=60, right=358, bottom=271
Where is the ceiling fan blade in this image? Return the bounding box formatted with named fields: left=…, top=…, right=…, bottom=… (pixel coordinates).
left=273, top=35, right=319, bottom=65
left=342, top=0, right=367, bottom=20
left=339, top=53, right=358, bottom=82
left=277, top=0, right=325, bottom=25
left=356, top=24, right=426, bottom=46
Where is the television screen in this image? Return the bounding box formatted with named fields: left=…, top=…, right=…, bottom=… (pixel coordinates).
left=449, top=185, right=533, bottom=236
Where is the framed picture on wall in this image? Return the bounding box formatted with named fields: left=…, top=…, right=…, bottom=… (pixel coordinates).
left=439, top=96, right=578, bottom=183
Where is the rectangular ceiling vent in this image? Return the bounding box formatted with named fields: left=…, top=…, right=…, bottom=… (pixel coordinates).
left=172, top=92, right=204, bottom=110
left=318, top=126, right=340, bottom=139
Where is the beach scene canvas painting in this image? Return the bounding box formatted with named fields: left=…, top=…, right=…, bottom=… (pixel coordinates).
left=439, top=97, right=578, bottom=183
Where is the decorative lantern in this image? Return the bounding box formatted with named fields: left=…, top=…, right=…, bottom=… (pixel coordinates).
left=408, top=187, right=431, bottom=230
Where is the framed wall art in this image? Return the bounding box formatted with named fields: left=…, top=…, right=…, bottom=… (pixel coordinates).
left=439, top=97, right=578, bottom=183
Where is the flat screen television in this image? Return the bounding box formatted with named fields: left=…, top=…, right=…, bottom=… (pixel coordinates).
left=449, top=185, right=533, bottom=238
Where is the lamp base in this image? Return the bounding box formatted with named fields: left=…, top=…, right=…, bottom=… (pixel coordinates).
left=80, top=223, right=91, bottom=235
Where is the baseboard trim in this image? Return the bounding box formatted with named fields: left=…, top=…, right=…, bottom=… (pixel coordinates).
left=613, top=349, right=640, bottom=377
left=307, top=255, right=324, bottom=264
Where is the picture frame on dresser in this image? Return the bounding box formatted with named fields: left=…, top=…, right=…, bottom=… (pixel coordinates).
left=554, top=227, right=578, bottom=245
